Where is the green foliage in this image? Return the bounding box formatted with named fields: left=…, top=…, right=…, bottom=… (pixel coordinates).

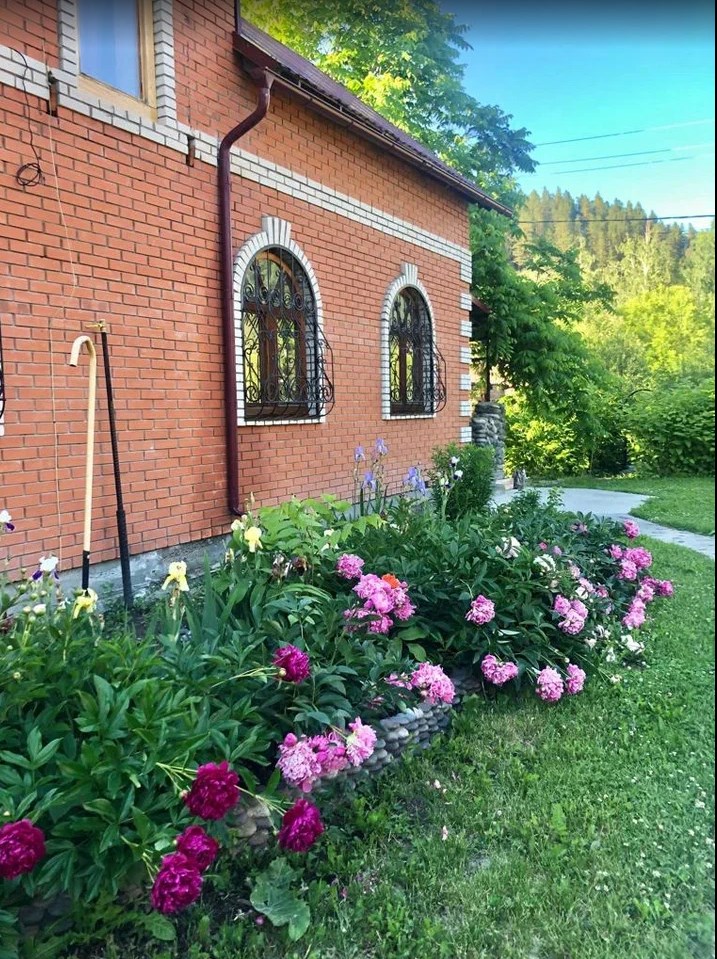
left=242, top=0, right=534, bottom=198
left=429, top=442, right=494, bottom=520
left=249, top=860, right=310, bottom=941
left=625, top=382, right=715, bottom=476
left=471, top=214, right=614, bottom=418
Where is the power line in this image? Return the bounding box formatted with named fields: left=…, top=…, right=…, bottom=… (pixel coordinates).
left=519, top=214, right=715, bottom=223
left=540, top=143, right=715, bottom=166
left=543, top=156, right=702, bottom=174
left=534, top=118, right=714, bottom=147
left=540, top=148, right=670, bottom=165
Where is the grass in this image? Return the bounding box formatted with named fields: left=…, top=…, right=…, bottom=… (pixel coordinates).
left=66, top=539, right=715, bottom=959
left=534, top=476, right=715, bottom=537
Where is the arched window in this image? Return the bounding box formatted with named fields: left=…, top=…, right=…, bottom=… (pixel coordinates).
left=235, top=219, right=334, bottom=422
left=382, top=265, right=446, bottom=418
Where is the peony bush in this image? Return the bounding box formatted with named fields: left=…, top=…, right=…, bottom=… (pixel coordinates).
left=0, top=472, right=675, bottom=953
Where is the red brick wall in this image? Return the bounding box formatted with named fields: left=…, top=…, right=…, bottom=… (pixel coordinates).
left=0, top=0, right=470, bottom=574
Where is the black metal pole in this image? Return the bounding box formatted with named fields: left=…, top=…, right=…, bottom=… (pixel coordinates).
left=99, top=325, right=133, bottom=608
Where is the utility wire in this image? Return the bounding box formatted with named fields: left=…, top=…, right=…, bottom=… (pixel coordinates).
left=534, top=118, right=714, bottom=147
left=541, top=155, right=702, bottom=174
left=540, top=143, right=715, bottom=166
left=519, top=214, right=715, bottom=223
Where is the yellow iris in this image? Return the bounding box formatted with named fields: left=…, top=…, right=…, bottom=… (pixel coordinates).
left=72, top=588, right=98, bottom=619
left=243, top=526, right=263, bottom=553
left=162, top=561, right=189, bottom=592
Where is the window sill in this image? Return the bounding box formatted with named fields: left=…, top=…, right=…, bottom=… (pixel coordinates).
left=238, top=417, right=326, bottom=427
left=78, top=75, right=157, bottom=123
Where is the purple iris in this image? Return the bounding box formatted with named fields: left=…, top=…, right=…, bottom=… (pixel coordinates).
left=354, top=445, right=365, bottom=463
left=363, top=470, right=377, bottom=492
left=374, top=438, right=388, bottom=457
left=404, top=466, right=427, bottom=495
left=3, top=522, right=14, bottom=533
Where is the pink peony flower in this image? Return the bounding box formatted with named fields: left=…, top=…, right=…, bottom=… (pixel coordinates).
left=393, top=597, right=416, bottom=621
left=571, top=522, right=589, bottom=534
left=481, top=654, right=519, bottom=686
left=385, top=673, right=412, bottom=689
left=367, top=614, right=393, bottom=634
left=538, top=542, right=548, bottom=551
left=273, top=645, right=311, bottom=683
left=536, top=667, right=564, bottom=703
left=345, top=718, right=377, bottom=766
left=551, top=546, right=563, bottom=557
left=0, top=819, right=45, bottom=880
left=410, top=662, right=455, bottom=704
left=277, top=733, right=323, bottom=792
left=277, top=798, right=325, bottom=852
left=175, top=826, right=219, bottom=873
left=622, top=598, right=646, bottom=630
left=624, top=547, right=652, bottom=571
left=656, top=579, right=674, bottom=597
left=336, top=553, right=365, bottom=580
left=151, top=852, right=203, bottom=914
left=565, top=663, right=586, bottom=695
left=183, top=761, right=240, bottom=821
left=623, top=519, right=640, bottom=539
left=466, top=595, right=496, bottom=626
left=618, top=559, right=638, bottom=581
left=594, top=585, right=609, bottom=599
left=636, top=582, right=656, bottom=604
left=553, top=595, right=572, bottom=616
left=310, top=732, right=349, bottom=778
left=568, top=563, right=582, bottom=579
left=608, top=544, right=624, bottom=560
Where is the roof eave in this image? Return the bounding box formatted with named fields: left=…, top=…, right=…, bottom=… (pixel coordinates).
left=232, top=29, right=513, bottom=217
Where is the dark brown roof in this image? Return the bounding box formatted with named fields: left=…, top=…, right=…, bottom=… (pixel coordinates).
left=234, top=19, right=512, bottom=217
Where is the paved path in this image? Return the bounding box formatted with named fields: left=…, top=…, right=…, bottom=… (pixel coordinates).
left=492, top=487, right=715, bottom=560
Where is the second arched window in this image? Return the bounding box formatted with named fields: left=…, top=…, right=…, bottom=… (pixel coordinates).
left=389, top=287, right=446, bottom=415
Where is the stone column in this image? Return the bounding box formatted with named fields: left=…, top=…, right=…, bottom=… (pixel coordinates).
left=471, top=401, right=507, bottom=486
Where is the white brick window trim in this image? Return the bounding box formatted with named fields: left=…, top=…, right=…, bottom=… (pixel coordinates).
left=0, top=39, right=473, bottom=276
left=459, top=426, right=473, bottom=444
left=460, top=346, right=472, bottom=366
left=57, top=0, right=178, bottom=128
left=380, top=263, right=443, bottom=421
left=233, top=216, right=327, bottom=427
left=460, top=373, right=472, bottom=392
left=460, top=291, right=472, bottom=311
left=460, top=400, right=472, bottom=418
left=460, top=319, right=472, bottom=338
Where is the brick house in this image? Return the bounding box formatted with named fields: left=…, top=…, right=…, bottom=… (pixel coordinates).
left=0, top=0, right=510, bottom=580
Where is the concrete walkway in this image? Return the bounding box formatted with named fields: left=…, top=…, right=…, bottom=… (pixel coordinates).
left=492, top=486, right=715, bottom=560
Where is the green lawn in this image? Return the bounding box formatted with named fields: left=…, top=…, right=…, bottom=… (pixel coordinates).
left=535, top=477, right=715, bottom=537
left=73, top=539, right=715, bottom=959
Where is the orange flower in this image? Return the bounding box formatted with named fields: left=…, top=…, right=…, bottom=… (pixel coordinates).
left=381, top=574, right=401, bottom=589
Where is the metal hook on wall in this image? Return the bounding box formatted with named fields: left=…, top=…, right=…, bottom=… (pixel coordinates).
left=69, top=335, right=97, bottom=592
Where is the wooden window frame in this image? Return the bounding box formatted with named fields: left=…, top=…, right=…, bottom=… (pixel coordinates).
left=77, top=0, right=157, bottom=120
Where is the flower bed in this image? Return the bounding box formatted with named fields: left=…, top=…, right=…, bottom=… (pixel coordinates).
left=0, top=445, right=675, bottom=955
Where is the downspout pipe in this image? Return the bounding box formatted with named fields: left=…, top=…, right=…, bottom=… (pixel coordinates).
left=218, top=69, right=272, bottom=516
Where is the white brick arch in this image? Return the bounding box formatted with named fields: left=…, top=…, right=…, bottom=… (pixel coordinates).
left=380, top=262, right=440, bottom=420
left=233, top=216, right=326, bottom=425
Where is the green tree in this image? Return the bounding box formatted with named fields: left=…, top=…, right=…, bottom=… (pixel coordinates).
left=682, top=222, right=715, bottom=311
left=243, top=0, right=534, bottom=197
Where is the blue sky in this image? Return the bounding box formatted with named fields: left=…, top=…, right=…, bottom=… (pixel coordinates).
left=448, top=1, right=715, bottom=228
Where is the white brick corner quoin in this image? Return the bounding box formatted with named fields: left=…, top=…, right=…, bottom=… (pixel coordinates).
left=380, top=263, right=442, bottom=421
left=232, top=216, right=327, bottom=427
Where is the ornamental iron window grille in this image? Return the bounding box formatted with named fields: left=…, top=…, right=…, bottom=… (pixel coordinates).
left=240, top=247, right=334, bottom=420
left=389, top=287, right=447, bottom=415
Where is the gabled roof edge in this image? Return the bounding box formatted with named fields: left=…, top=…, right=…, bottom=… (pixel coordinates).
left=233, top=21, right=513, bottom=218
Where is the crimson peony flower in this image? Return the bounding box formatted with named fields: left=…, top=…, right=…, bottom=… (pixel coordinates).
left=150, top=852, right=203, bottom=913
left=273, top=645, right=311, bottom=684
left=183, top=761, right=240, bottom=821
left=277, top=798, right=325, bottom=853
left=175, top=825, right=220, bottom=872
left=0, top=819, right=46, bottom=880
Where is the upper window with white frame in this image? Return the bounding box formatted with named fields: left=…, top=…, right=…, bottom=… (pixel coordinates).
left=77, top=0, right=156, bottom=109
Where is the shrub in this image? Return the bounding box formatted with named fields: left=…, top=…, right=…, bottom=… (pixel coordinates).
left=429, top=442, right=494, bottom=519
left=625, top=381, right=715, bottom=476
